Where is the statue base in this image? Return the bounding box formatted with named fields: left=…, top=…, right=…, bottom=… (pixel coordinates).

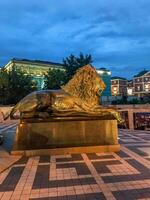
left=11, top=116, right=120, bottom=156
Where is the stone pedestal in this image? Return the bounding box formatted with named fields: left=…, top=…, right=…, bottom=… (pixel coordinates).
left=11, top=116, right=120, bottom=156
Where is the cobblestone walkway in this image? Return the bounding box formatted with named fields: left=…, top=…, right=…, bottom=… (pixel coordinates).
left=0, top=123, right=150, bottom=200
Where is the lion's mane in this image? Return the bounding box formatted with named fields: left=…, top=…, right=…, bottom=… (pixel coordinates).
left=61, top=65, right=106, bottom=108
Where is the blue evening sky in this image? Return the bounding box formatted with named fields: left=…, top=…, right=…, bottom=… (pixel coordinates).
left=0, top=0, right=150, bottom=78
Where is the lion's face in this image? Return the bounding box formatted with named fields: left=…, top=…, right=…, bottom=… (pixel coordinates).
left=94, top=75, right=106, bottom=95
left=61, top=64, right=106, bottom=107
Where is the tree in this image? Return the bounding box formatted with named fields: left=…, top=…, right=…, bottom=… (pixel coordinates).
left=0, top=67, right=37, bottom=105
left=0, top=68, right=9, bottom=104
left=63, top=53, right=93, bottom=81
left=44, top=53, right=93, bottom=90
left=44, top=68, right=67, bottom=89
left=7, top=67, right=37, bottom=104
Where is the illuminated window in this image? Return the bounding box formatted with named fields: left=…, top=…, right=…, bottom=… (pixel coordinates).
left=145, top=84, right=149, bottom=91
left=145, top=84, right=148, bottom=89
left=137, top=78, right=140, bottom=82
left=127, top=88, right=133, bottom=95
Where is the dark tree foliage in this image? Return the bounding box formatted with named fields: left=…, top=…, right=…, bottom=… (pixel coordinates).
left=63, top=53, right=93, bottom=81
left=44, top=68, right=67, bottom=89
left=0, top=67, right=37, bottom=105
left=111, top=96, right=150, bottom=105
left=0, top=68, right=9, bottom=105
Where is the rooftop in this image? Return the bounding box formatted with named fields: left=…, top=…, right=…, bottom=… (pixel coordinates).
left=97, top=67, right=110, bottom=71
left=134, top=69, right=149, bottom=77
left=111, top=76, right=127, bottom=80
left=10, top=58, right=64, bottom=67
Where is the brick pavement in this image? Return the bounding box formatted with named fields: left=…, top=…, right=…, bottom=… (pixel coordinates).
left=0, top=122, right=150, bottom=200
left=0, top=121, right=21, bottom=173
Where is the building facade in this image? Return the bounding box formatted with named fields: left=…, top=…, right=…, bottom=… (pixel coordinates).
left=97, top=68, right=111, bottom=96
left=133, top=70, right=150, bottom=97
left=4, top=58, right=64, bottom=89
left=111, top=77, right=127, bottom=96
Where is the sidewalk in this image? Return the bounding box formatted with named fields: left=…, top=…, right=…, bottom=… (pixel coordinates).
left=0, top=123, right=150, bottom=200
left=0, top=146, right=21, bottom=173
left=0, top=121, right=21, bottom=173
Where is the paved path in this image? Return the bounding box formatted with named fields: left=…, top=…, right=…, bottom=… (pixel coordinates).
left=0, top=121, right=21, bottom=173
left=0, top=122, right=150, bottom=200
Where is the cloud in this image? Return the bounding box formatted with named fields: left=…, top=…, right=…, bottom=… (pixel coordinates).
left=0, top=0, right=150, bottom=78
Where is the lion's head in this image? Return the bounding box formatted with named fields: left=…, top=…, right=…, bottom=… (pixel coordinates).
left=61, top=64, right=106, bottom=108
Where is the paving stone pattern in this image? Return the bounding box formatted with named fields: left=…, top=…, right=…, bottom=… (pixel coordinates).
left=0, top=121, right=21, bottom=173
left=0, top=123, right=150, bottom=200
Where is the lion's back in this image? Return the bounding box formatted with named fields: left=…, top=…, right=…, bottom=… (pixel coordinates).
left=17, top=90, right=63, bottom=112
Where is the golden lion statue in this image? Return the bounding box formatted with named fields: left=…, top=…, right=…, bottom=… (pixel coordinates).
left=4, top=65, right=122, bottom=122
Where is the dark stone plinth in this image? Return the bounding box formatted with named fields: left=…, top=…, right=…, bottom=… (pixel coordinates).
left=11, top=116, right=120, bottom=155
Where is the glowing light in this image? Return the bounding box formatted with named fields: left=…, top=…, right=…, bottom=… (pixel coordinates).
left=145, top=84, right=148, bottom=89
left=114, top=91, right=117, bottom=94
left=145, top=84, right=149, bottom=91
left=97, top=70, right=104, bottom=74
left=127, top=88, right=133, bottom=95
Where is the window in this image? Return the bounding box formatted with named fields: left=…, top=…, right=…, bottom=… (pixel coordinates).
left=145, top=84, right=149, bottom=91
left=128, top=88, right=133, bottom=95
left=112, top=86, right=118, bottom=95
left=138, top=78, right=140, bottom=82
